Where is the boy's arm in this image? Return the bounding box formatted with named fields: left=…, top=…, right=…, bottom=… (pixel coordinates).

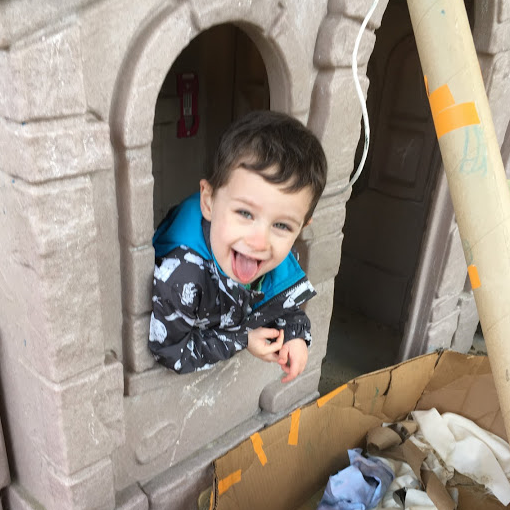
left=149, top=254, right=248, bottom=374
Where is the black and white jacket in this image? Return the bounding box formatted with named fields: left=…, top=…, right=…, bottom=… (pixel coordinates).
left=148, top=193, right=316, bottom=374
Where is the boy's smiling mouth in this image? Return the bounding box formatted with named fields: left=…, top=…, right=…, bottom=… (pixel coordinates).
left=231, top=250, right=262, bottom=284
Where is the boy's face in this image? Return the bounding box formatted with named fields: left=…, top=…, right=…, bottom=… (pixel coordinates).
left=200, top=167, right=312, bottom=285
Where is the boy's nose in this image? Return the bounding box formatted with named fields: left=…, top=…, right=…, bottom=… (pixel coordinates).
left=246, top=224, right=269, bottom=252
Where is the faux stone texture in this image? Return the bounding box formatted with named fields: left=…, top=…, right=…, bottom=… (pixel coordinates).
left=259, top=367, right=321, bottom=413
left=327, top=0, right=390, bottom=28
left=314, top=16, right=376, bottom=68
left=113, top=351, right=281, bottom=491
left=90, top=170, right=123, bottom=360
left=451, top=291, right=479, bottom=353
left=0, top=116, right=113, bottom=183
left=121, top=245, right=154, bottom=317
left=296, top=232, right=343, bottom=285
left=0, top=174, right=104, bottom=382
left=424, top=309, right=461, bottom=353
left=308, top=70, right=369, bottom=182
left=116, top=147, right=155, bottom=248
left=115, top=484, right=149, bottom=510
left=110, top=3, right=199, bottom=148
left=0, top=0, right=97, bottom=46
left=80, top=0, right=169, bottom=120
left=123, top=313, right=156, bottom=373
left=0, top=418, right=9, bottom=489
left=0, top=23, right=86, bottom=122
left=474, top=1, right=510, bottom=54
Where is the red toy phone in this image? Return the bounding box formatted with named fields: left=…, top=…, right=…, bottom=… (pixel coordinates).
left=176, top=73, right=199, bottom=138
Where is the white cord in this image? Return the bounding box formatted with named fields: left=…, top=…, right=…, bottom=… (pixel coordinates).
left=340, top=0, right=381, bottom=194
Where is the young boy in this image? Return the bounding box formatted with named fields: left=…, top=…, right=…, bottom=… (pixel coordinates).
left=149, top=110, right=327, bottom=382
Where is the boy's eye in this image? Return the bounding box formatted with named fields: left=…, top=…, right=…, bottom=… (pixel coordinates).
left=237, top=209, right=253, bottom=219
left=274, top=222, right=292, bottom=232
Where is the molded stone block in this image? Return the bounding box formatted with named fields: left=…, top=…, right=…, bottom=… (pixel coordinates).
left=115, top=484, right=149, bottom=510
left=314, top=16, right=376, bottom=68
left=259, top=367, right=321, bottom=413
left=7, top=457, right=115, bottom=510
left=308, top=70, right=369, bottom=182
left=435, top=226, right=467, bottom=299
left=111, top=3, right=198, bottom=148
left=451, top=291, right=479, bottom=353
left=91, top=170, right=123, bottom=360
left=114, top=351, right=281, bottom=490
left=45, top=458, right=115, bottom=510
left=327, top=0, right=390, bottom=28
left=0, top=417, right=9, bottom=489
left=425, top=309, right=460, bottom=353
left=474, top=2, right=510, bottom=54
left=1, top=175, right=104, bottom=382
left=0, top=1, right=97, bottom=46
left=123, top=313, right=156, bottom=373
left=122, top=246, right=154, bottom=317
left=300, top=195, right=346, bottom=242
left=20, top=358, right=124, bottom=476
left=304, top=278, right=336, bottom=366
left=296, top=233, right=343, bottom=285
left=0, top=23, right=86, bottom=122
left=117, top=147, right=154, bottom=248
left=81, top=0, right=169, bottom=120
left=0, top=116, right=113, bottom=183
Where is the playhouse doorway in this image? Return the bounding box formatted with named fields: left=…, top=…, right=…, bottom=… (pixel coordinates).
left=322, top=0, right=441, bottom=390
left=151, top=24, right=270, bottom=227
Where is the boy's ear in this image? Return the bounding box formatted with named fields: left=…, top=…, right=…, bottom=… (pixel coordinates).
left=199, top=179, right=213, bottom=221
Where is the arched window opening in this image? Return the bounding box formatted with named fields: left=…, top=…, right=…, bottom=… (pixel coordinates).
left=151, top=24, right=270, bottom=227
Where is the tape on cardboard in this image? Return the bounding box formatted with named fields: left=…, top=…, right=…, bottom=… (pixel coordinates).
left=218, top=469, right=242, bottom=496
left=468, top=264, right=481, bottom=289
left=288, top=408, right=301, bottom=446
left=317, top=384, right=347, bottom=408
left=425, top=76, right=480, bottom=139
left=250, top=433, right=267, bottom=466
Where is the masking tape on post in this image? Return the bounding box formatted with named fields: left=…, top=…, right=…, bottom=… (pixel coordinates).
left=288, top=408, right=301, bottom=446
left=317, top=384, right=348, bottom=408
left=250, top=433, right=267, bottom=466
left=468, top=264, right=481, bottom=289
left=425, top=76, right=480, bottom=139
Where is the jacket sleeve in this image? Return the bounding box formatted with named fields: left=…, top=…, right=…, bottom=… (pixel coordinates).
left=272, top=306, right=312, bottom=346
left=148, top=254, right=248, bottom=374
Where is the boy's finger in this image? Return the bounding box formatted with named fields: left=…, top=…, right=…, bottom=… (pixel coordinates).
left=261, top=328, right=280, bottom=339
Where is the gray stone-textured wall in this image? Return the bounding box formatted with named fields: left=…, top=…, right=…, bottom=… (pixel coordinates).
left=1, top=1, right=508, bottom=509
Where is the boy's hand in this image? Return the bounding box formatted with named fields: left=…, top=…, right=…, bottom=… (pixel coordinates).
left=247, top=328, right=284, bottom=362
left=278, top=338, right=308, bottom=383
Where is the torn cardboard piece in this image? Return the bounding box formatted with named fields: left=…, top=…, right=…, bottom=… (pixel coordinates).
left=212, top=351, right=506, bottom=510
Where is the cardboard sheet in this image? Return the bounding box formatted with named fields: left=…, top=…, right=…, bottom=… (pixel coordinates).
left=211, top=351, right=508, bottom=510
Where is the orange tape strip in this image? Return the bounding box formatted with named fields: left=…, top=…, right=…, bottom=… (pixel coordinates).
left=218, top=470, right=242, bottom=496
left=288, top=408, right=301, bottom=446
left=428, top=83, right=455, bottom=113
left=434, top=103, right=480, bottom=139
left=317, top=384, right=348, bottom=408
left=250, top=433, right=268, bottom=466
left=468, top=264, right=481, bottom=289
left=424, top=76, right=480, bottom=139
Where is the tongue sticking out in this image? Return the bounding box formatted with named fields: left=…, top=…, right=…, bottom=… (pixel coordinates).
left=234, top=252, right=259, bottom=284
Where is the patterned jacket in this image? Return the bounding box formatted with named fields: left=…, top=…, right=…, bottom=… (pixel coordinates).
left=148, top=193, right=316, bottom=374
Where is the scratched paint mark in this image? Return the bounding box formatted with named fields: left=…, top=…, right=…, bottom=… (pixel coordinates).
left=459, top=125, right=487, bottom=176
left=462, top=239, right=473, bottom=265
left=24, top=339, right=26, bottom=347
left=370, top=387, right=380, bottom=414
left=506, top=369, right=509, bottom=382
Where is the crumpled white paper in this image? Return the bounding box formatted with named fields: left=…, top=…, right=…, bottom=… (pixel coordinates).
left=412, top=408, right=510, bottom=505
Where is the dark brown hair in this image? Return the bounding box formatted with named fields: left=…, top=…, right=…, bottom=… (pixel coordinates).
left=206, top=110, right=327, bottom=223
